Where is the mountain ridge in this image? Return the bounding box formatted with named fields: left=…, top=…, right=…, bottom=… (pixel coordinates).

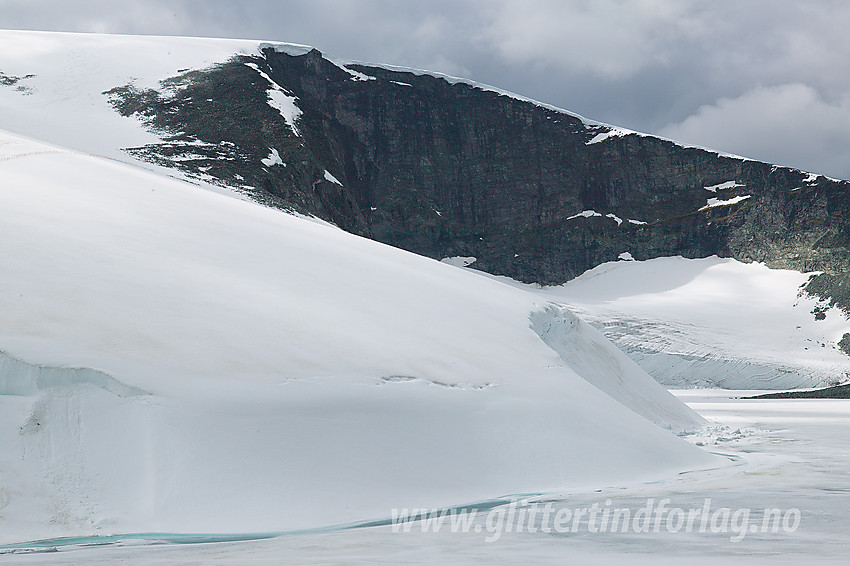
left=93, top=42, right=850, bottom=296
left=3, top=30, right=850, bottom=310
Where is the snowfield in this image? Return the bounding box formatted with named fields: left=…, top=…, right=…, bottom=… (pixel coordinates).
left=485, top=256, right=850, bottom=389
left=0, top=30, right=260, bottom=162
left=0, top=130, right=715, bottom=545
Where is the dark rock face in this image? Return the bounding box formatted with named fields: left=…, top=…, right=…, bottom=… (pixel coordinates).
left=104, top=46, right=850, bottom=296
left=0, top=71, right=35, bottom=94
left=805, top=273, right=850, bottom=321
left=744, top=383, right=850, bottom=399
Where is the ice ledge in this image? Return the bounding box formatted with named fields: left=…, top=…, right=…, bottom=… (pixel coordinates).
left=0, top=350, right=145, bottom=397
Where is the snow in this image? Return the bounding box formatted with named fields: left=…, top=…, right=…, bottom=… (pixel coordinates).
left=586, top=128, right=633, bottom=145
left=0, top=31, right=261, bottom=163
left=341, top=66, right=377, bottom=82
left=699, top=195, right=751, bottom=211
left=323, top=169, right=342, bottom=185
left=529, top=256, right=850, bottom=389
left=606, top=213, right=623, bottom=225
left=256, top=41, right=314, bottom=58
left=567, top=209, right=602, bottom=220
left=628, top=218, right=648, bottom=225
left=567, top=210, right=627, bottom=226
left=529, top=304, right=710, bottom=429
left=0, top=350, right=144, bottom=397
left=440, top=256, right=477, bottom=268
left=0, top=31, right=314, bottom=178
left=618, top=252, right=635, bottom=261
left=0, top=129, right=714, bottom=545
left=260, top=148, right=283, bottom=167
left=703, top=181, right=742, bottom=193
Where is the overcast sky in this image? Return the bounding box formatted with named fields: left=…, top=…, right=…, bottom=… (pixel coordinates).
left=3, top=0, right=849, bottom=179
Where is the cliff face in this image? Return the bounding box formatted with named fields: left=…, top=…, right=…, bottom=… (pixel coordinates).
left=105, top=46, right=850, bottom=290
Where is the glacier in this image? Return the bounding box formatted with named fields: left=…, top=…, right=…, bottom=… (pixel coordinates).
left=0, top=129, right=714, bottom=544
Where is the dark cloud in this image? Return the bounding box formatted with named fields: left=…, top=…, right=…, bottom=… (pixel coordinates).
left=1, top=0, right=848, bottom=178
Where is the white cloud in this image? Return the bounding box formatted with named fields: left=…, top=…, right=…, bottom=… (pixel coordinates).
left=659, top=84, right=850, bottom=180
left=475, top=0, right=700, bottom=79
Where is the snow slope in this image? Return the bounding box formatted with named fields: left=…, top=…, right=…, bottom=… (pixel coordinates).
left=520, top=257, right=850, bottom=389
left=0, top=130, right=715, bottom=544
left=0, top=30, right=261, bottom=162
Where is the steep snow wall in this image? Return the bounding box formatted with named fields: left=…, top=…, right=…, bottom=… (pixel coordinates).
left=0, top=351, right=144, bottom=397
left=530, top=305, right=703, bottom=429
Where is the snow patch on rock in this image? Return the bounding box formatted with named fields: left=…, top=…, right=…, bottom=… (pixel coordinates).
left=261, top=148, right=283, bottom=167
left=244, top=62, right=302, bottom=136
left=699, top=195, right=752, bottom=211
left=441, top=256, right=477, bottom=267
left=568, top=210, right=602, bottom=220
left=323, top=170, right=342, bottom=185
left=704, top=181, right=743, bottom=193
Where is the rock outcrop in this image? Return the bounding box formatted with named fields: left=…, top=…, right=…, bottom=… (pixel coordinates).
left=105, top=45, right=850, bottom=301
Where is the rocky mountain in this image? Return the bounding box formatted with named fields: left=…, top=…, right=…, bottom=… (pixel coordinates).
left=98, top=43, right=850, bottom=305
